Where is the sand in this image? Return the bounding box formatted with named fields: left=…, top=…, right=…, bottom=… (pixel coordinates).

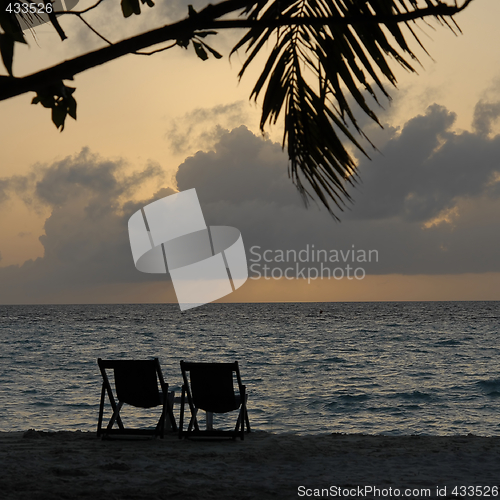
left=0, top=430, right=499, bottom=499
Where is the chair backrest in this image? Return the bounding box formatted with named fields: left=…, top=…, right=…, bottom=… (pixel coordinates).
left=181, top=361, right=242, bottom=413
left=98, top=359, right=162, bottom=408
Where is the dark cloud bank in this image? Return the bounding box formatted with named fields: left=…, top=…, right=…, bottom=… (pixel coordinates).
left=0, top=149, right=175, bottom=303
left=1, top=99, right=500, bottom=302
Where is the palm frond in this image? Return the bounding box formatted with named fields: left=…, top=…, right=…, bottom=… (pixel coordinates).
left=233, top=0, right=462, bottom=217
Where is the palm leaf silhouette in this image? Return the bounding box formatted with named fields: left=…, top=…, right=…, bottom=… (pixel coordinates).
left=233, top=0, right=462, bottom=217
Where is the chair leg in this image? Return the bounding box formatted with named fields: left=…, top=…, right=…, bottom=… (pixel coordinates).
left=206, top=412, right=213, bottom=431
left=245, top=409, right=251, bottom=433
left=166, top=391, right=177, bottom=432
left=97, top=385, right=106, bottom=437
left=243, top=392, right=251, bottom=433
left=235, top=412, right=242, bottom=432
left=240, top=409, right=244, bottom=440
left=234, top=407, right=246, bottom=440
left=156, top=403, right=166, bottom=438
left=107, top=401, right=124, bottom=431
left=179, top=386, right=185, bottom=438
left=187, top=408, right=198, bottom=434
left=240, top=388, right=248, bottom=439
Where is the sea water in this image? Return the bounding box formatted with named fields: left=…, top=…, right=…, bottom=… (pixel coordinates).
left=0, top=302, right=499, bottom=436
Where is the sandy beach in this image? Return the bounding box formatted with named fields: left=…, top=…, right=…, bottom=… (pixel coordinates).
left=0, top=430, right=499, bottom=499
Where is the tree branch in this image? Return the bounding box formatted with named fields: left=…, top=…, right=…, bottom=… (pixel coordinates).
left=204, top=2, right=473, bottom=29
left=76, top=14, right=113, bottom=45
left=134, top=42, right=177, bottom=56
left=0, top=0, right=251, bottom=101
left=0, top=0, right=472, bottom=102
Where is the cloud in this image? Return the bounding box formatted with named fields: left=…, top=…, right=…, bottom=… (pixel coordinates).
left=0, top=174, right=33, bottom=207
left=350, top=102, right=500, bottom=222
left=2, top=95, right=500, bottom=304
left=167, top=102, right=249, bottom=155
left=472, top=100, right=500, bottom=136
left=174, top=102, right=500, bottom=275
left=176, top=126, right=298, bottom=206
left=0, top=149, right=174, bottom=303
left=32, top=148, right=164, bottom=208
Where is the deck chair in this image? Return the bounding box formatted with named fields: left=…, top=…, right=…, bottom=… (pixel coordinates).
left=179, top=360, right=251, bottom=440
left=97, top=358, right=177, bottom=438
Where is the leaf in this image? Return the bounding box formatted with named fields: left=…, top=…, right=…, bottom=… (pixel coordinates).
left=121, top=0, right=140, bottom=17
left=130, top=0, right=141, bottom=15
left=176, top=37, right=190, bottom=49
left=52, top=102, right=67, bottom=130
left=193, top=41, right=208, bottom=61
left=0, top=33, right=14, bottom=76
left=120, top=0, right=133, bottom=17
left=48, top=10, right=68, bottom=41
left=232, top=0, right=461, bottom=216
left=0, top=9, right=26, bottom=44
left=193, top=31, right=218, bottom=38
left=67, top=95, right=77, bottom=120
left=40, top=96, right=55, bottom=108
left=31, top=82, right=77, bottom=130
left=200, top=41, right=223, bottom=59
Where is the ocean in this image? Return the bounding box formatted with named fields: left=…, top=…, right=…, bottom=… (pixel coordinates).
left=0, top=302, right=499, bottom=436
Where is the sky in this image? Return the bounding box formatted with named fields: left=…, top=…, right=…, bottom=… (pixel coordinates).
left=1, top=0, right=500, bottom=304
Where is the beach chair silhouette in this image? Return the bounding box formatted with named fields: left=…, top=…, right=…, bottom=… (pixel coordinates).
left=179, top=360, right=251, bottom=440
left=97, top=358, right=177, bottom=438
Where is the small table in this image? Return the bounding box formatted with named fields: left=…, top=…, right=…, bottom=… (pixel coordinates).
left=173, top=395, right=213, bottom=430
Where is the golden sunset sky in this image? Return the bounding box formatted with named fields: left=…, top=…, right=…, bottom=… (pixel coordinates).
left=1, top=0, right=500, bottom=304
